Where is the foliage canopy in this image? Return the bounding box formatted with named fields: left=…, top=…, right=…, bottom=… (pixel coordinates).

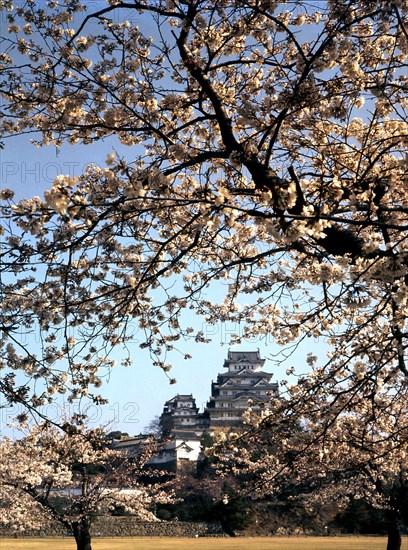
left=0, top=5, right=407, bottom=524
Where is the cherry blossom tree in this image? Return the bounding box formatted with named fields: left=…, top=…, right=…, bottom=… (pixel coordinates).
left=0, top=420, right=173, bottom=550
left=0, top=2, right=407, bottom=533
left=210, top=373, right=407, bottom=549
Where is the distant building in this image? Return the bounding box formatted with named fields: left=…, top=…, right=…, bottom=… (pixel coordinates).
left=204, top=350, right=279, bottom=428
left=154, top=394, right=205, bottom=471
left=114, top=351, right=279, bottom=471
left=148, top=431, right=202, bottom=472
left=160, top=394, right=208, bottom=437
left=110, top=434, right=153, bottom=458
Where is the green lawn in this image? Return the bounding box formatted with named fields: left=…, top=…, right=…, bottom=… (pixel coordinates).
left=1, top=536, right=407, bottom=550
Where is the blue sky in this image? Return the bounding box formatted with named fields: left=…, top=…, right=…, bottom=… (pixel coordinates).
left=1, top=130, right=319, bottom=433
left=0, top=3, right=326, bottom=435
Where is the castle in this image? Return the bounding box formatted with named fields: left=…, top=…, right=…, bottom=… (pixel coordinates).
left=150, top=350, right=279, bottom=470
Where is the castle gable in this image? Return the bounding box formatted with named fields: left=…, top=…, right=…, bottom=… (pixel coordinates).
left=252, top=379, right=274, bottom=388
left=235, top=367, right=260, bottom=376
left=218, top=379, right=236, bottom=387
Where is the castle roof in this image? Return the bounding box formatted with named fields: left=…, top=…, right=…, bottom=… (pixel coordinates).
left=170, top=430, right=202, bottom=441
left=223, top=350, right=265, bottom=369
left=226, top=350, right=262, bottom=361
left=165, top=394, right=195, bottom=403
left=216, top=370, right=273, bottom=383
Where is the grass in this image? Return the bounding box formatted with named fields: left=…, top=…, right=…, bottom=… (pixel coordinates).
left=1, top=536, right=407, bottom=550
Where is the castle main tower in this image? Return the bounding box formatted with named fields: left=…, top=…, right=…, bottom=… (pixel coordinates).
left=204, top=350, right=278, bottom=428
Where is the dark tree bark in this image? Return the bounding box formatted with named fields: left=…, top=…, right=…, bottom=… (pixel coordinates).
left=72, top=519, right=92, bottom=550
left=386, top=512, right=401, bottom=550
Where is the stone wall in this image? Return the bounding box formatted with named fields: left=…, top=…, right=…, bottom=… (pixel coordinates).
left=92, top=517, right=221, bottom=537
left=0, top=517, right=223, bottom=538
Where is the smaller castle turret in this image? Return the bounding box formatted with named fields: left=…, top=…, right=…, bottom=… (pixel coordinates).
left=160, top=394, right=208, bottom=437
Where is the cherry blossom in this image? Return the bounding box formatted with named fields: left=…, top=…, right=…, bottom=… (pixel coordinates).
left=0, top=6, right=407, bottom=546
left=0, top=419, right=173, bottom=550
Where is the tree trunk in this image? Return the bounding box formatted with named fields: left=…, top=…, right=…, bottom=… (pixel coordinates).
left=72, top=520, right=92, bottom=550
left=386, top=513, right=401, bottom=550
